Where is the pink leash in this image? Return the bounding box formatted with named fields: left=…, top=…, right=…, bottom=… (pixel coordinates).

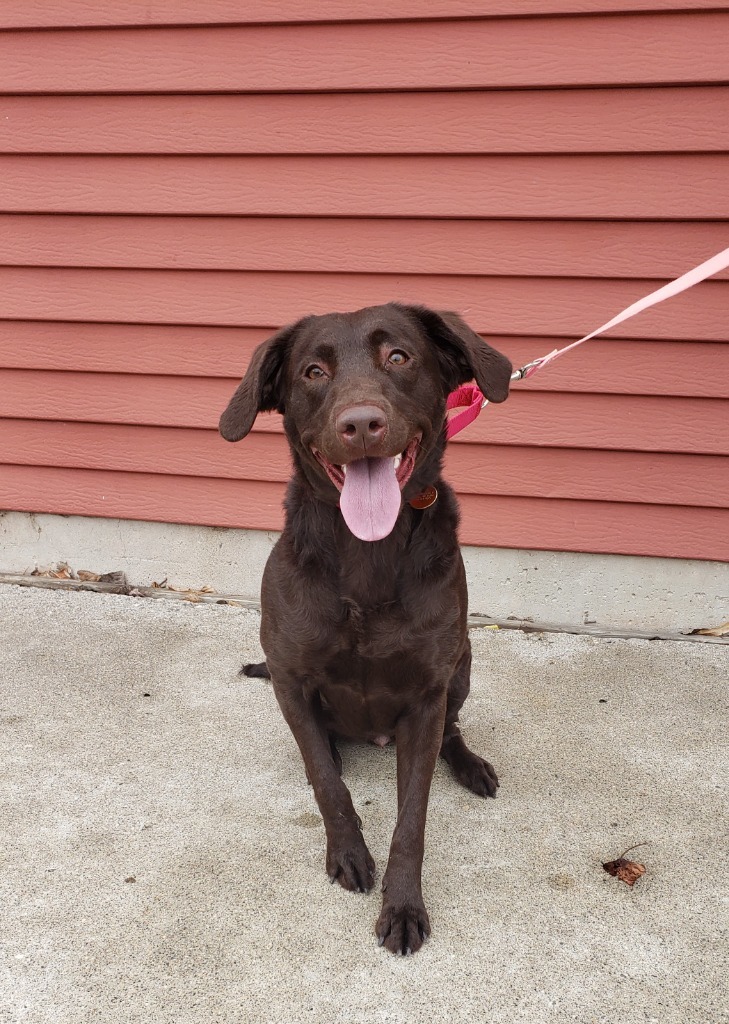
left=445, top=246, right=729, bottom=440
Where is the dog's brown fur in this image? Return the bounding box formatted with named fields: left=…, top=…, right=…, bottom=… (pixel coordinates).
left=220, top=303, right=511, bottom=954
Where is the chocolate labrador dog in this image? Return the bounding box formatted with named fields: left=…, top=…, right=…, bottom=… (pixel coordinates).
left=219, top=302, right=511, bottom=955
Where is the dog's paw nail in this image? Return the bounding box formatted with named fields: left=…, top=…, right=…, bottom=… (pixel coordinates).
left=377, top=935, right=385, bottom=947
left=405, top=947, right=412, bottom=957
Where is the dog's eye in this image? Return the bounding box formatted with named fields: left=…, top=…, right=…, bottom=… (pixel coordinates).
left=305, top=365, right=326, bottom=380
left=387, top=350, right=409, bottom=366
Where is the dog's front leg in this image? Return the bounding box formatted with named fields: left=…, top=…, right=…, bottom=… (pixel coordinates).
left=376, top=693, right=447, bottom=955
left=273, top=681, right=376, bottom=894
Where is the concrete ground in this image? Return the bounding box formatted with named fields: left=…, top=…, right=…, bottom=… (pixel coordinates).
left=1, top=586, right=727, bottom=1024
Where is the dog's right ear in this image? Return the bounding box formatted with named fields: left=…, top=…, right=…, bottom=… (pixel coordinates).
left=219, top=321, right=303, bottom=442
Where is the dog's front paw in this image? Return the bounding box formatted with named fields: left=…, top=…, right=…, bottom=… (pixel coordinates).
left=455, top=750, right=499, bottom=798
left=442, top=735, right=499, bottom=798
left=326, top=830, right=375, bottom=893
left=376, top=897, right=430, bottom=955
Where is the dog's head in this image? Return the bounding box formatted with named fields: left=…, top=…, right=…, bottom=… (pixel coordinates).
left=219, top=303, right=511, bottom=541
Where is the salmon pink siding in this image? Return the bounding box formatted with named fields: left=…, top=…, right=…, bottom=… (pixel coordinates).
left=0, top=4, right=727, bottom=562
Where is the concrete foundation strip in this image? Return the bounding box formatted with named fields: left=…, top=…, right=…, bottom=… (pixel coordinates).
left=1, top=572, right=725, bottom=645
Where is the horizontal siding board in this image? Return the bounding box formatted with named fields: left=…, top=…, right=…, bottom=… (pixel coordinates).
left=2, top=322, right=727, bottom=398
left=0, top=322, right=269, bottom=376
left=3, top=418, right=727, bottom=508
left=2, top=216, right=729, bottom=281
left=500, top=340, right=729, bottom=398
left=456, top=494, right=729, bottom=559
left=1, top=463, right=727, bottom=560
left=445, top=442, right=728, bottom=507
left=1, top=1, right=723, bottom=29
left=2, top=155, right=727, bottom=219
left=1, top=268, right=727, bottom=341
left=4, top=88, right=729, bottom=154
left=0, top=420, right=295, bottom=484
left=2, top=14, right=728, bottom=92
left=0, top=465, right=286, bottom=532
left=451, top=392, right=729, bottom=451
left=2, top=369, right=727, bottom=454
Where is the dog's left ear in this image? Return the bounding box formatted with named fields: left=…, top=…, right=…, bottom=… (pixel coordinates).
left=219, top=319, right=305, bottom=442
left=405, top=305, right=512, bottom=402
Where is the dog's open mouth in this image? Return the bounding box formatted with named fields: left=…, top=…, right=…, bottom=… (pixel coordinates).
left=312, top=436, right=421, bottom=542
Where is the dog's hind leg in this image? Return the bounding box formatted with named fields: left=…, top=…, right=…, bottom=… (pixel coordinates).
left=241, top=661, right=343, bottom=771
left=440, top=642, right=499, bottom=798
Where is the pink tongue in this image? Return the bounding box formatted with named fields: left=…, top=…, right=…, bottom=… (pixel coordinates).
left=339, top=457, right=401, bottom=541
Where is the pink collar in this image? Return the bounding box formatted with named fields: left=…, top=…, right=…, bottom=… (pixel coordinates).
left=445, top=384, right=485, bottom=440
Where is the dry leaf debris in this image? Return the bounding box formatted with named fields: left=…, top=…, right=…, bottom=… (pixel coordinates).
left=151, top=580, right=215, bottom=602
left=21, top=567, right=243, bottom=605
left=602, top=843, right=648, bottom=886
left=32, top=562, right=73, bottom=579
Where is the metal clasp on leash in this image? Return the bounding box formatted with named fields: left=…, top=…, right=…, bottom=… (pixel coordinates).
left=509, top=361, right=541, bottom=383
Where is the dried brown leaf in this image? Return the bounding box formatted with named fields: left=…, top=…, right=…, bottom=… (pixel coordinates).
left=603, top=843, right=648, bottom=886
left=77, top=570, right=102, bottom=582
left=603, top=858, right=646, bottom=886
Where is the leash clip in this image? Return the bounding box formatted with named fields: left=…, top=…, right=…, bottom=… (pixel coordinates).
left=510, top=359, right=542, bottom=382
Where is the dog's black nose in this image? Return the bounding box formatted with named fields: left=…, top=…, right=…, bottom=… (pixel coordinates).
left=336, top=405, right=387, bottom=450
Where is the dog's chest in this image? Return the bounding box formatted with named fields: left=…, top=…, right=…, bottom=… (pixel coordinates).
left=314, top=642, right=426, bottom=742
left=338, top=597, right=401, bottom=656
left=320, top=599, right=444, bottom=695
